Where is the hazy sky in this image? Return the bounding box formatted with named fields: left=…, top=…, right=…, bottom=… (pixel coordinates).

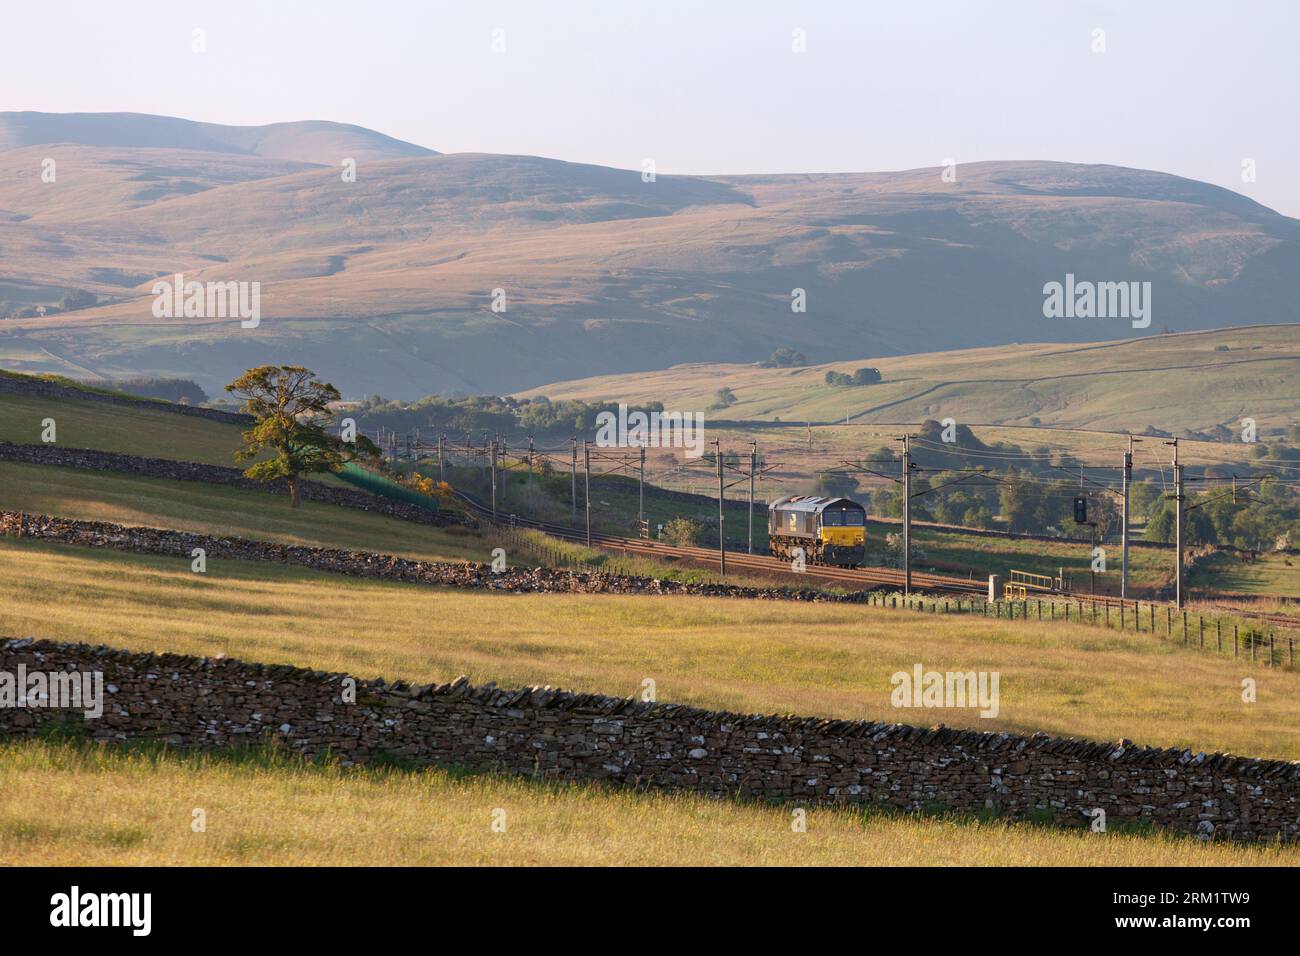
left=5, top=0, right=1298, bottom=215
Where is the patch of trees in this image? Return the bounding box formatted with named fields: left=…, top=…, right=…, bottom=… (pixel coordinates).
left=824, top=367, right=881, bottom=387
left=58, top=290, right=100, bottom=312
left=759, top=347, right=808, bottom=368
left=813, top=472, right=859, bottom=498
left=710, top=387, right=738, bottom=410
left=348, top=393, right=665, bottom=439
left=1144, top=480, right=1300, bottom=551
left=89, top=377, right=209, bottom=404
left=3, top=290, right=101, bottom=319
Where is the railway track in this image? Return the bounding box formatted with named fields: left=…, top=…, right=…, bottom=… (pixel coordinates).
left=454, top=492, right=1300, bottom=626
left=455, top=492, right=988, bottom=595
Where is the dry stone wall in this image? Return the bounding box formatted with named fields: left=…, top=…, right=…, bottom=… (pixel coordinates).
left=2, top=636, right=1296, bottom=843
left=0, top=510, right=862, bottom=601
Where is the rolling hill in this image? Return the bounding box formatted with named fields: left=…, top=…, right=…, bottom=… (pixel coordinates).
left=520, top=324, right=1300, bottom=436
left=1, top=112, right=1298, bottom=398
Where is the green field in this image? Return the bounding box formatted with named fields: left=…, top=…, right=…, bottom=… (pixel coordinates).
left=1189, top=551, right=1300, bottom=598
left=4, top=737, right=1293, bottom=866
left=0, top=460, right=494, bottom=564
left=0, top=391, right=247, bottom=465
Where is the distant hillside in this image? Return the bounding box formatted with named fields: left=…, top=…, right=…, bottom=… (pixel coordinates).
left=519, top=325, right=1300, bottom=437
left=0, top=111, right=436, bottom=164
left=0, top=112, right=1297, bottom=398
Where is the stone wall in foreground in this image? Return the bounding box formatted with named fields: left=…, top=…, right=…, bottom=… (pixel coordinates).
left=2, top=637, right=1296, bottom=843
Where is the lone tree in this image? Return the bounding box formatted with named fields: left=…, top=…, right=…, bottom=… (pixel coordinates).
left=226, top=365, right=378, bottom=507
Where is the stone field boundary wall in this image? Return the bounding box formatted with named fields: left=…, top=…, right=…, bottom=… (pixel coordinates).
left=0, top=510, right=863, bottom=601
left=2, top=636, right=1297, bottom=842
left=0, top=443, right=463, bottom=527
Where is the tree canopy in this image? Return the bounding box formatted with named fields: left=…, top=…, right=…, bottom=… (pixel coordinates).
left=226, top=365, right=379, bottom=507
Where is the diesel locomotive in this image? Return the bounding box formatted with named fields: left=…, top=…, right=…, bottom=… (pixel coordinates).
left=767, top=495, right=866, bottom=567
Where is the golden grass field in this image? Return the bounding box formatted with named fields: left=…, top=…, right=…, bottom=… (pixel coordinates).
left=3, top=538, right=1297, bottom=760
left=3, top=535, right=1299, bottom=865
left=1, top=381, right=1296, bottom=865
left=4, top=737, right=1296, bottom=866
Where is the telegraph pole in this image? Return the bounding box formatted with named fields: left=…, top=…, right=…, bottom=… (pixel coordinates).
left=715, top=439, right=726, bottom=576
left=1168, top=438, right=1184, bottom=609
left=638, top=445, right=645, bottom=531
left=897, top=434, right=912, bottom=596
left=583, top=441, right=592, bottom=547
left=748, top=440, right=757, bottom=555
left=570, top=437, right=578, bottom=523
left=1121, top=436, right=1139, bottom=600
left=527, top=435, right=535, bottom=499
left=490, top=439, right=498, bottom=520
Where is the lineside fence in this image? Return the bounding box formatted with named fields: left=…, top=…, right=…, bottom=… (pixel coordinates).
left=866, top=591, right=1296, bottom=668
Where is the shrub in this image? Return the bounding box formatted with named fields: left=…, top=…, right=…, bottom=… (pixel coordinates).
left=661, top=517, right=702, bottom=547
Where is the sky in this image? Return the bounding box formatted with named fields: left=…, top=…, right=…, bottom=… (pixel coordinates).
left=3, top=0, right=1298, bottom=215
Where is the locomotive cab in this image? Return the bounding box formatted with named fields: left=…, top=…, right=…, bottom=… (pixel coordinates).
left=767, top=495, right=866, bottom=567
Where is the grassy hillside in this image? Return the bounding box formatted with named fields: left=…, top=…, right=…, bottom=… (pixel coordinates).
left=4, top=538, right=1298, bottom=760
left=523, top=325, right=1300, bottom=436
left=0, top=461, right=494, bottom=564
left=0, top=390, right=246, bottom=465
left=4, top=737, right=1293, bottom=866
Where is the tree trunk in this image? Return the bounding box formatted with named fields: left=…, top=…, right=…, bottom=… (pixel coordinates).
left=288, top=478, right=300, bottom=508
